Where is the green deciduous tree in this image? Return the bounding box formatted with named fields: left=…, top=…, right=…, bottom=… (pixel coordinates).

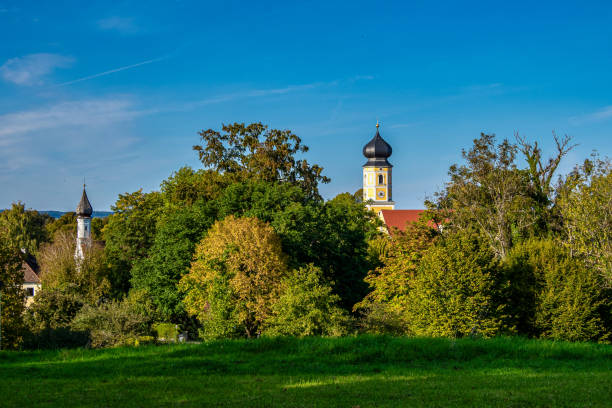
left=0, top=235, right=26, bottom=349
left=180, top=216, right=288, bottom=338
left=557, top=156, right=612, bottom=287
left=103, top=189, right=163, bottom=297
left=437, top=133, right=572, bottom=259
left=214, top=182, right=378, bottom=310
left=45, top=212, right=77, bottom=240
left=0, top=202, right=52, bottom=254
left=131, top=202, right=216, bottom=321
left=160, top=166, right=229, bottom=207
left=438, top=134, right=533, bottom=259
left=355, top=212, right=440, bottom=333
left=193, top=122, right=330, bottom=200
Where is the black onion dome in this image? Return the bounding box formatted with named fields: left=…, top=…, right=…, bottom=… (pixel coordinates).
left=76, top=186, right=93, bottom=217
left=363, top=125, right=392, bottom=167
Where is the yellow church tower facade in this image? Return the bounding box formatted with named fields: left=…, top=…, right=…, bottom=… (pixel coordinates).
left=362, top=123, right=395, bottom=214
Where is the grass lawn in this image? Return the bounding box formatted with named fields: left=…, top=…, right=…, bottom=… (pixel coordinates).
left=1, top=336, right=611, bottom=407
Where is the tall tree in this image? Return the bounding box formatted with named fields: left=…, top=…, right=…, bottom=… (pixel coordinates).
left=160, top=166, right=229, bottom=207
left=557, top=156, right=612, bottom=287
left=103, top=190, right=163, bottom=297
left=516, top=132, right=575, bottom=233
left=438, top=133, right=571, bottom=259
left=180, top=216, right=288, bottom=338
left=131, top=202, right=216, bottom=321
left=193, top=122, right=330, bottom=200
left=0, top=233, right=26, bottom=349
left=0, top=203, right=52, bottom=254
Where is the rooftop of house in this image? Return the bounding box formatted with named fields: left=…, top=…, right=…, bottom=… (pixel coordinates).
left=380, top=209, right=425, bottom=233
left=21, top=252, right=41, bottom=284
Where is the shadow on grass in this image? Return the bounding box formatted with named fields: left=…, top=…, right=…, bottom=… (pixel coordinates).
left=2, top=366, right=611, bottom=407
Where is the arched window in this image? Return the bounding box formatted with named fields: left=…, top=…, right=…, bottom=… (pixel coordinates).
left=378, top=174, right=384, bottom=184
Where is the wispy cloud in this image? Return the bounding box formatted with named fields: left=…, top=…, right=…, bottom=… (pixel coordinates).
left=56, top=56, right=166, bottom=87
left=0, top=53, right=74, bottom=85
left=0, top=97, right=148, bottom=138
left=349, top=75, right=375, bottom=82
left=97, top=16, right=139, bottom=34
left=169, top=82, right=330, bottom=111
left=460, top=83, right=503, bottom=92
left=0, top=81, right=327, bottom=142
left=569, top=106, right=612, bottom=125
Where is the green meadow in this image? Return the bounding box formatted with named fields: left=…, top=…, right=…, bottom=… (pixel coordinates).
left=1, top=336, right=611, bottom=407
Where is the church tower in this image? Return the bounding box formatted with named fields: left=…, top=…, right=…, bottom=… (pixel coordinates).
left=75, top=185, right=93, bottom=261
left=362, top=123, right=395, bottom=214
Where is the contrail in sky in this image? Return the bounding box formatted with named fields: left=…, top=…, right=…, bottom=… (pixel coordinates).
left=56, top=56, right=166, bottom=87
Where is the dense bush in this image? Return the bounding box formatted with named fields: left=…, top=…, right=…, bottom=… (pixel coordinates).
left=405, top=232, right=508, bottom=338
left=25, top=289, right=84, bottom=331
left=505, top=239, right=611, bottom=342
left=153, top=323, right=180, bottom=342
left=263, top=265, right=350, bottom=337
left=71, top=293, right=155, bottom=348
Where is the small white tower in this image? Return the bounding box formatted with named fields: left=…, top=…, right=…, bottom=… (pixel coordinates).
left=75, top=184, right=93, bottom=261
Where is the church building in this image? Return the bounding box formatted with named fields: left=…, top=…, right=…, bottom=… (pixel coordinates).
left=362, top=123, right=425, bottom=233
left=75, top=185, right=93, bottom=261
left=22, top=185, right=94, bottom=305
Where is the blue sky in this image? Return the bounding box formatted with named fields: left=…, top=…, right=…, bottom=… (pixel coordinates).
left=1, top=1, right=611, bottom=211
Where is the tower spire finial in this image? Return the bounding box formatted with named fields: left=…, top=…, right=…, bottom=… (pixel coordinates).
left=376, top=119, right=379, bottom=129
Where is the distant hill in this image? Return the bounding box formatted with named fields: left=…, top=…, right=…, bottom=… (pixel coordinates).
left=0, top=209, right=113, bottom=219
left=39, top=211, right=113, bottom=219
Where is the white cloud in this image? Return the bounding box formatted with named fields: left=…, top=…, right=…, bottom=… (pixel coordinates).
left=169, top=81, right=333, bottom=112
left=97, top=16, right=139, bottom=34
left=0, top=53, right=74, bottom=85
left=0, top=97, right=148, bottom=138
left=569, top=106, right=612, bottom=125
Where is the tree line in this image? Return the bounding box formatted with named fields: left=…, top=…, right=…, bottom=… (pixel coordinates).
left=0, top=123, right=610, bottom=349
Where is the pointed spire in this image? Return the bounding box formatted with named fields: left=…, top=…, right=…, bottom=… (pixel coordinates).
left=76, top=185, right=93, bottom=217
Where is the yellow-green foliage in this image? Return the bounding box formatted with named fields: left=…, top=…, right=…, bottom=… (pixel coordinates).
left=180, top=216, right=288, bottom=338
left=405, top=232, right=507, bottom=338
left=38, top=231, right=110, bottom=304
left=71, top=295, right=154, bottom=348
left=0, top=238, right=26, bottom=349
left=263, top=264, right=350, bottom=337
left=506, top=239, right=610, bottom=342
left=154, top=322, right=179, bottom=342
left=557, top=157, right=611, bottom=286
left=355, top=214, right=439, bottom=334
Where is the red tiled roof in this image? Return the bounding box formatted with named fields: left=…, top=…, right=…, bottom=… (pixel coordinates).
left=380, top=209, right=425, bottom=232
